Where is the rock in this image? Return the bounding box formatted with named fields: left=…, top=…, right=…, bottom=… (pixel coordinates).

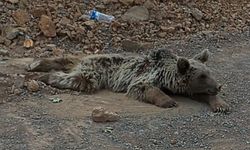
left=26, top=80, right=39, bottom=92
left=158, top=32, right=167, bottom=38
left=119, top=0, right=134, bottom=5
left=60, top=17, right=71, bottom=25
left=0, top=49, right=9, bottom=56
left=96, top=4, right=105, bottom=9
left=92, top=107, right=120, bottom=122
left=39, top=15, right=57, bottom=37
left=4, top=39, right=12, bottom=46
left=140, top=42, right=154, bottom=50
left=23, top=39, right=34, bottom=48
left=122, top=6, right=149, bottom=21
left=103, top=0, right=119, bottom=4
left=76, top=26, right=85, bottom=34
left=6, top=0, right=19, bottom=4
left=121, top=39, right=141, bottom=52
left=46, top=44, right=56, bottom=51
left=170, top=139, right=177, bottom=145
left=143, top=0, right=156, bottom=9
left=12, top=9, right=30, bottom=25
left=4, top=27, right=20, bottom=40
left=14, top=75, right=25, bottom=89
left=87, top=31, right=94, bottom=38
left=160, top=26, right=168, bottom=31
left=0, top=36, right=4, bottom=44
left=31, top=8, right=47, bottom=18
left=190, top=7, right=204, bottom=21
left=83, top=20, right=95, bottom=28
left=160, top=26, right=176, bottom=33
left=19, top=0, right=29, bottom=9
left=52, top=48, right=65, bottom=56
left=134, top=0, right=145, bottom=5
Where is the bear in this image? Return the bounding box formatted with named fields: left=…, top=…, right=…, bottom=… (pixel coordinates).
left=26, top=49, right=229, bottom=112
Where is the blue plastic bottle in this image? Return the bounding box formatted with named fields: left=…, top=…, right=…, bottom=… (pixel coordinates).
left=88, top=9, right=115, bottom=23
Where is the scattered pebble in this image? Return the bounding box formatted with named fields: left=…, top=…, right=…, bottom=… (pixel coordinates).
left=92, top=107, right=120, bottom=122
left=26, top=80, right=39, bottom=92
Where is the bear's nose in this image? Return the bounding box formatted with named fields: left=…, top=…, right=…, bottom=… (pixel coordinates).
left=208, top=89, right=219, bottom=95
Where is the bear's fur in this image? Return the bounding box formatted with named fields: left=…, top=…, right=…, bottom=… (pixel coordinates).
left=27, top=49, right=229, bottom=112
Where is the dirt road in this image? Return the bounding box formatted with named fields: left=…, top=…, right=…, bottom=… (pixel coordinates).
left=0, top=30, right=250, bottom=150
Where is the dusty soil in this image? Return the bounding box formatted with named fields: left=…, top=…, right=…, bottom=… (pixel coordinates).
left=1, top=0, right=250, bottom=150
left=0, top=29, right=250, bottom=150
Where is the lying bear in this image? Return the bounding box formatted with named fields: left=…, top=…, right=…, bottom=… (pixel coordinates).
left=27, top=49, right=229, bottom=112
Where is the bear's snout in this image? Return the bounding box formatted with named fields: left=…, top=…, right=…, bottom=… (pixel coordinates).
left=208, top=85, right=221, bottom=95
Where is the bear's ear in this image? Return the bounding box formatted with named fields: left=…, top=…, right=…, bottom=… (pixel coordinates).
left=193, top=49, right=210, bottom=63
left=177, top=58, right=190, bottom=74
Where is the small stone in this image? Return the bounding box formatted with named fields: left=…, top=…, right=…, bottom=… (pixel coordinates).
left=161, top=26, right=175, bottom=33
left=60, top=17, right=71, bottom=25
left=119, top=0, right=134, bottom=5
left=12, top=9, right=30, bottom=25
left=14, top=75, right=25, bottom=88
left=83, top=20, right=95, bottom=27
left=134, top=0, right=145, bottom=5
left=170, top=139, right=177, bottom=145
left=121, top=39, right=141, bottom=52
left=26, top=80, right=39, bottom=92
left=92, top=107, right=120, bottom=122
left=0, top=49, right=9, bottom=56
left=4, top=27, right=20, bottom=40
left=52, top=48, right=64, bottom=56
left=19, top=0, right=29, bottom=9
left=190, top=7, right=204, bottom=21
left=140, top=42, right=154, bottom=50
left=14, top=88, right=22, bottom=95
left=87, top=31, right=94, bottom=38
left=76, top=26, right=85, bottom=34
left=39, top=15, right=57, bottom=37
left=6, top=0, right=19, bottom=4
left=0, top=36, right=4, bottom=44
left=4, top=39, right=12, bottom=46
left=31, top=8, right=47, bottom=18
left=160, top=26, right=168, bottom=31
left=158, top=32, right=167, bottom=38
left=23, top=39, right=34, bottom=48
left=96, top=4, right=105, bottom=9
left=103, top=0, right=118, bottom=4
left=122, top=6, right=149, bottom=21
left=143, top=0, right=156, bottom=9
left=46, top=44, right=56, bottom=51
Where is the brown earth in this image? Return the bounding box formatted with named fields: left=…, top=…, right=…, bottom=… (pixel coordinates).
left=0, top=30, right=250, bottom=149
left=0, top=0, right=250, bottom=150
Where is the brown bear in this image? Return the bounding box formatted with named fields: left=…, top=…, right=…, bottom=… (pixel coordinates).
left=26, top=49, right=229, bottom=112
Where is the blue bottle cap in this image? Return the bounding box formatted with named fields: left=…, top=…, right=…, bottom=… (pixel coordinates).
left=90, top=10, right=97, bottom=20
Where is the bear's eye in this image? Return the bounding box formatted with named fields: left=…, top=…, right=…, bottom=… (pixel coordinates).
left=199, top=74, right=207, bottom=79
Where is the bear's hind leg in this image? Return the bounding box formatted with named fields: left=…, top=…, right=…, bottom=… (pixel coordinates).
left=26, top=57, right=80, bottom=72
left=39, top=71, right=100, bottom=93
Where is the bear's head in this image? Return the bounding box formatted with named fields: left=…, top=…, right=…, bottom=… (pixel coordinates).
left=177, top=49, right=221, bottom=95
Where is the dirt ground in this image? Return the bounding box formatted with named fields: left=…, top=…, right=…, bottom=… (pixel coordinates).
left=0, top=29, right=250, bottom=150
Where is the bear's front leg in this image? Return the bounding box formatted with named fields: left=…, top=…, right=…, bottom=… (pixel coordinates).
left=192, top=95, right=230, bottom=112
left=127, top=82, right=177, bottom=108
